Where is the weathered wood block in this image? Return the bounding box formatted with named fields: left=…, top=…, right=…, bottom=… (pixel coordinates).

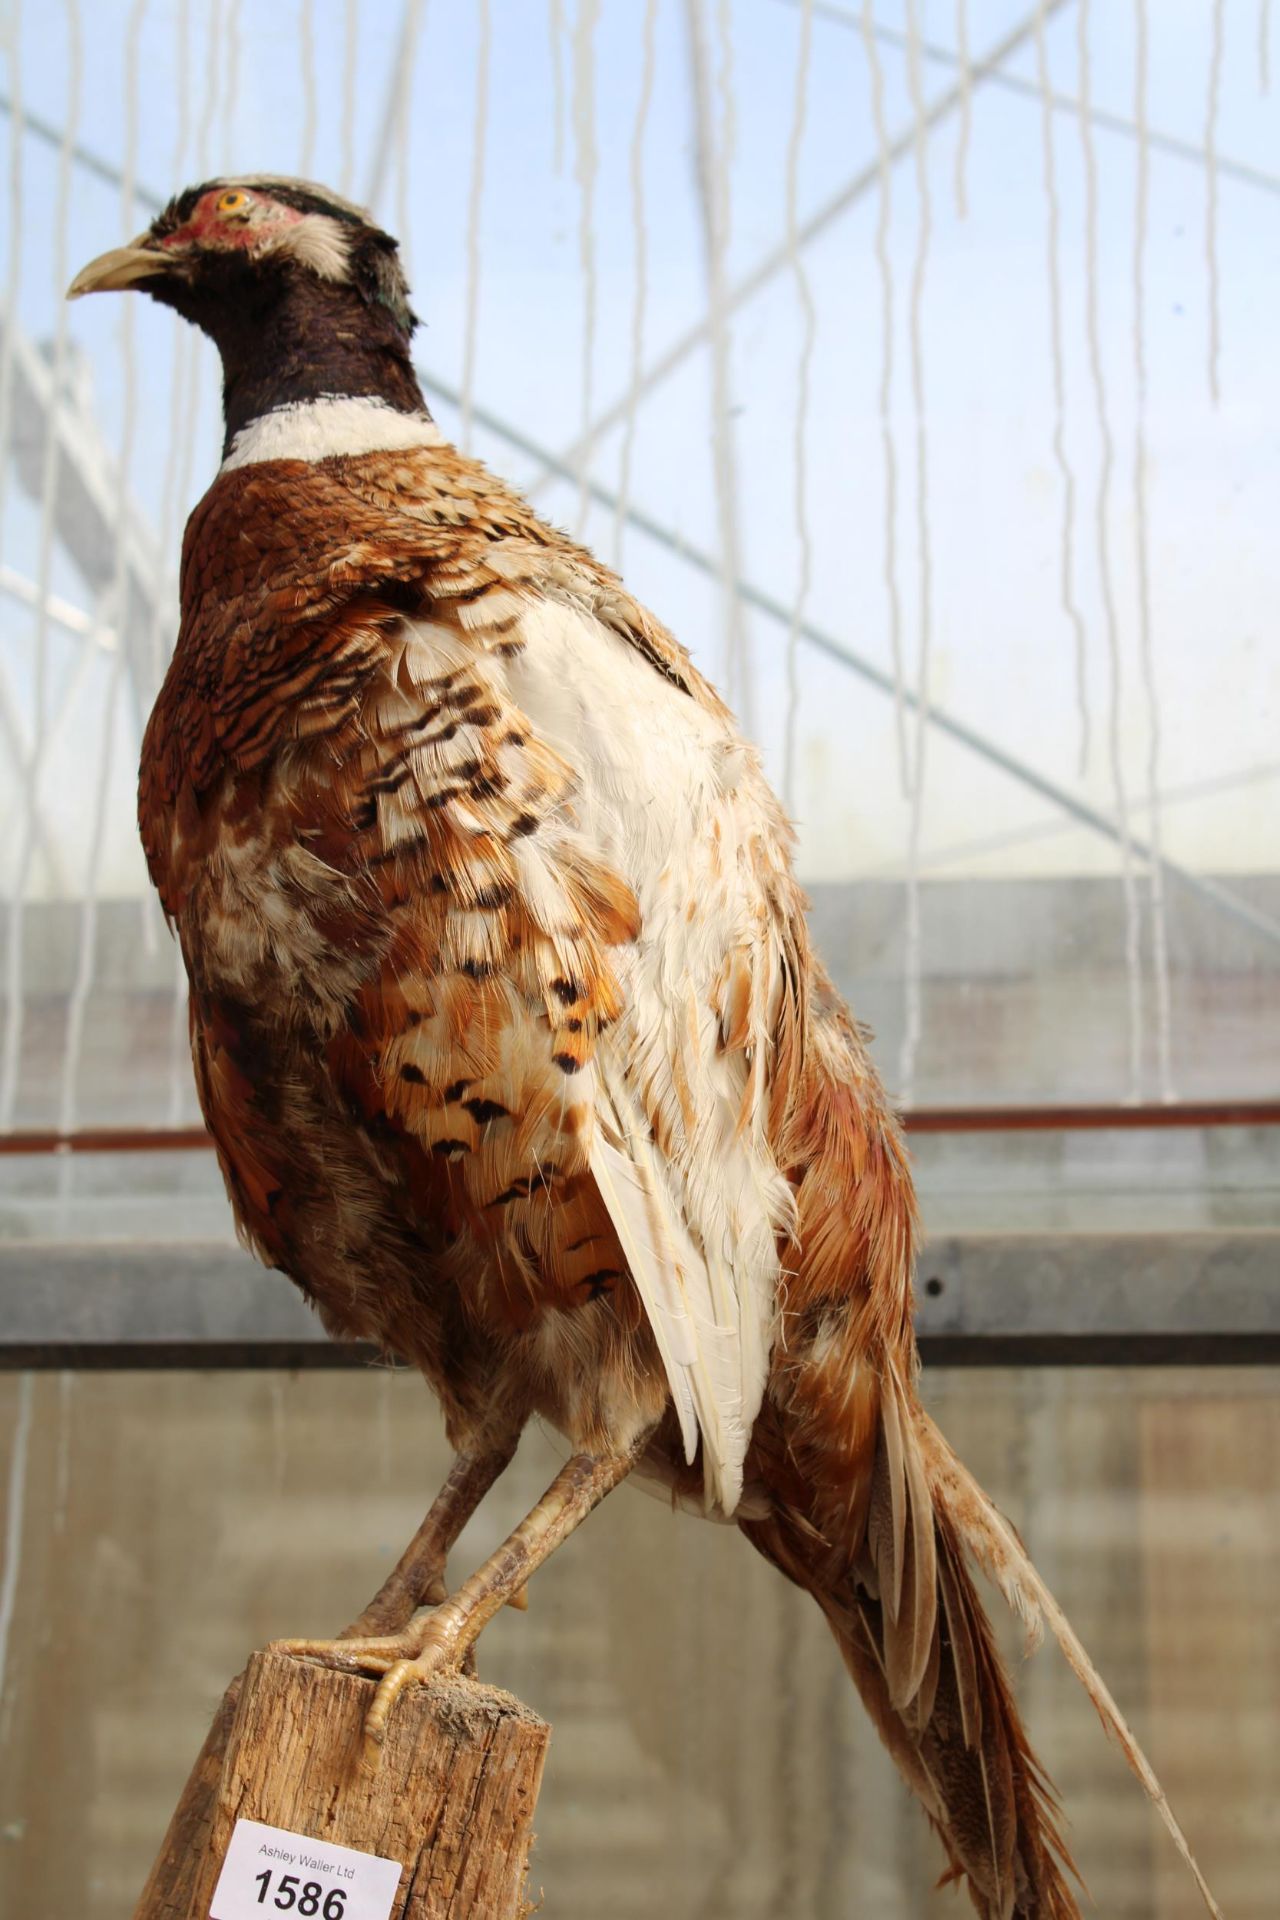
left=133, top=1652, right=550, bottom=1920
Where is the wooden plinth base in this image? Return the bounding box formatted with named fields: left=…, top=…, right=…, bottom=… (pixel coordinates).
left=133, top=1651, right=550, bottom=1920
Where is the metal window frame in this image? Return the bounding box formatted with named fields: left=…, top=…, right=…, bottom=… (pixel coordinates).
left=2, top=6, right=1276, bottom=1374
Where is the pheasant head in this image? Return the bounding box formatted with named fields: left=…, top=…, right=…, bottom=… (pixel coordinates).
left=68, top=175, right=423, bottom=448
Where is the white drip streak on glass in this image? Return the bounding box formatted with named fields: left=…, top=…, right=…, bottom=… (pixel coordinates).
left=169, top=9, right=191, bottom=296
left=149, top=0, right=191, bottom=698
left=299, top=0, right=317, bottom=179
left=571, top=0, right=601, bottom=535
left=549, top=0, right=566, bottom=174
left=1206, top=0, right=1224, bottom=404
left=15, top=638, right=95, bottom=807
left=0, top=0, right=82, bottom=1132
left=686, top=0, right=750, bottom=731
left=896, top=0, right=934, bottom=1105
left=0, top=1, right=28, bottom=824
left=366, top=7, right=425, bottom=222
left=341, top=0, right=359, bottom=197
left=613, top=0, right=659, bottom=573
left=59, top=0, right=148, bottom=1137
left=139, top=0, right=190, bottom=972
left=0, top=1375, right=34, bottom=1711
left=718, top=0, right=749, bottom=737
left=714, top=0, right=737, bottom=257
left=395, top=2, right=427, bottom=285
left=165, top=0, right=225, bottom=1126
left=954, top=0, right=971, bottom=218
left=1035, top=2, right=1090, bottom=778
left=1079, top=0, right=1143, bottom=1101
left=222, top=0, right=242, bottom=158
left=860, top=3, right=910, bottom=795
left=459, top=0, right=491, bottom=455
left=782, top=0, right=815, bottom=817
left=1263, top=0, right=1274, bottom=92
left=196, top=0, right=223, bottom=175
left=1133, top=0, right=1175, bottom=1101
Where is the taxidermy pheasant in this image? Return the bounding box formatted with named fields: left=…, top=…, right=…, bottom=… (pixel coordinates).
left=70, top=179, right=1217, bottom=1918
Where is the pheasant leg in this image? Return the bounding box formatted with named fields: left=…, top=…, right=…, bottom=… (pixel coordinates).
left=272, top=1434, right=521, bottom=1674
left=279, top=1436, right=650, bottom=1759
left=340, top=1438, right=520, bottom=1638
left=362, top=1438, right=649, bottom=1752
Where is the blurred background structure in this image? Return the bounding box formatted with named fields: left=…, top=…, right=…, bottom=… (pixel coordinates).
left=0, top=3, right=1276, bottom=1916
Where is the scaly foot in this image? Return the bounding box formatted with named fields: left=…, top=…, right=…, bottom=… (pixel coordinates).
left=271, top=1593, right=482, bottom=1766
left=268, top=1620, right=428, bottom=1677
left=274, top=1602, right=476, bottom=1768
left=362, top=1601, right=472, bottom=1763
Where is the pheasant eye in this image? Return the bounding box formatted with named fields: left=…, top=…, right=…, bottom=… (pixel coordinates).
left=216, top=189, right=251, bottom=215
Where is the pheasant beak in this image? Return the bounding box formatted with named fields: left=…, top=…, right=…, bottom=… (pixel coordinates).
left=67, top=236, right=169, bottom=299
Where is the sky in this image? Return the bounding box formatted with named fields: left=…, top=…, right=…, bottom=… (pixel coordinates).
left=1, top=0, right=1278, bottom=913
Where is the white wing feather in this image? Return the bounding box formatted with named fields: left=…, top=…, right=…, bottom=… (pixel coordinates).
left=587, top=1121, right=700, bottom=1465
left=590, top=1055, right=759, bottom=1509
left=503, top=590, right=796, bottom=1513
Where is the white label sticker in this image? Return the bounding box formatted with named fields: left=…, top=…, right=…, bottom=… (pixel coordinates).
left=209, top=1819, right=403, bottom=1920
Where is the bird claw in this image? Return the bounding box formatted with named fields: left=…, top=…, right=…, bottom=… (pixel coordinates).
left=360, top=1616, right=469, bottom=1768
left=268, top=1628, right=418, bottom=1676
left=271, top=1606, right=476, bottom=1770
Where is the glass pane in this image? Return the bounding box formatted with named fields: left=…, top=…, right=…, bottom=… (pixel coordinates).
left=3, top=4, right=1279, bottom=1130
left=0, top=1365, right=1273, bottom=1918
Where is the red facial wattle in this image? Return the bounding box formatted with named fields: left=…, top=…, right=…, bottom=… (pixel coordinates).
left=160, top=190, right=303, bottom=253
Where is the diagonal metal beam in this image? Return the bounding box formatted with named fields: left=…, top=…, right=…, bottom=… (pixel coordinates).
left=0, top=95, right=165, bottom=211
left=0, top=315, right=171, bottom=729
left=0, top=565, right=117, bottom=652
left=0, top=565, right=111, bottom=891
left=790, top=0, right=1280, bottom=197
left=0, top=681, right=66, bottom=894
left=418, top=362, right=1280, bottom=952
left=525, top=0, right=1073, bottom=502
left=869, top=760, right=1280, bottom=877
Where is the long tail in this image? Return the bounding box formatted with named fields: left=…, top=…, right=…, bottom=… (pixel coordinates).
left=742, top=1368, right=1221, bottom=1919
left=917, top=1406, right=1221, bottom=1918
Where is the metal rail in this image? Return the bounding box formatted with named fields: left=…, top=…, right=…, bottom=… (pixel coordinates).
left=1, top=1101, right=1278, bottom=1158
left=1, top=1231, right=1274, bottom=1369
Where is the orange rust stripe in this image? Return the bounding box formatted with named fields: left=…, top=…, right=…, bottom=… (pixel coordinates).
left=0, top=1127, right=216, bottom=1155
left=0, top=1101, right=1277, bottom=1156
left=904, top=1101, right=1280, bottom=1132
